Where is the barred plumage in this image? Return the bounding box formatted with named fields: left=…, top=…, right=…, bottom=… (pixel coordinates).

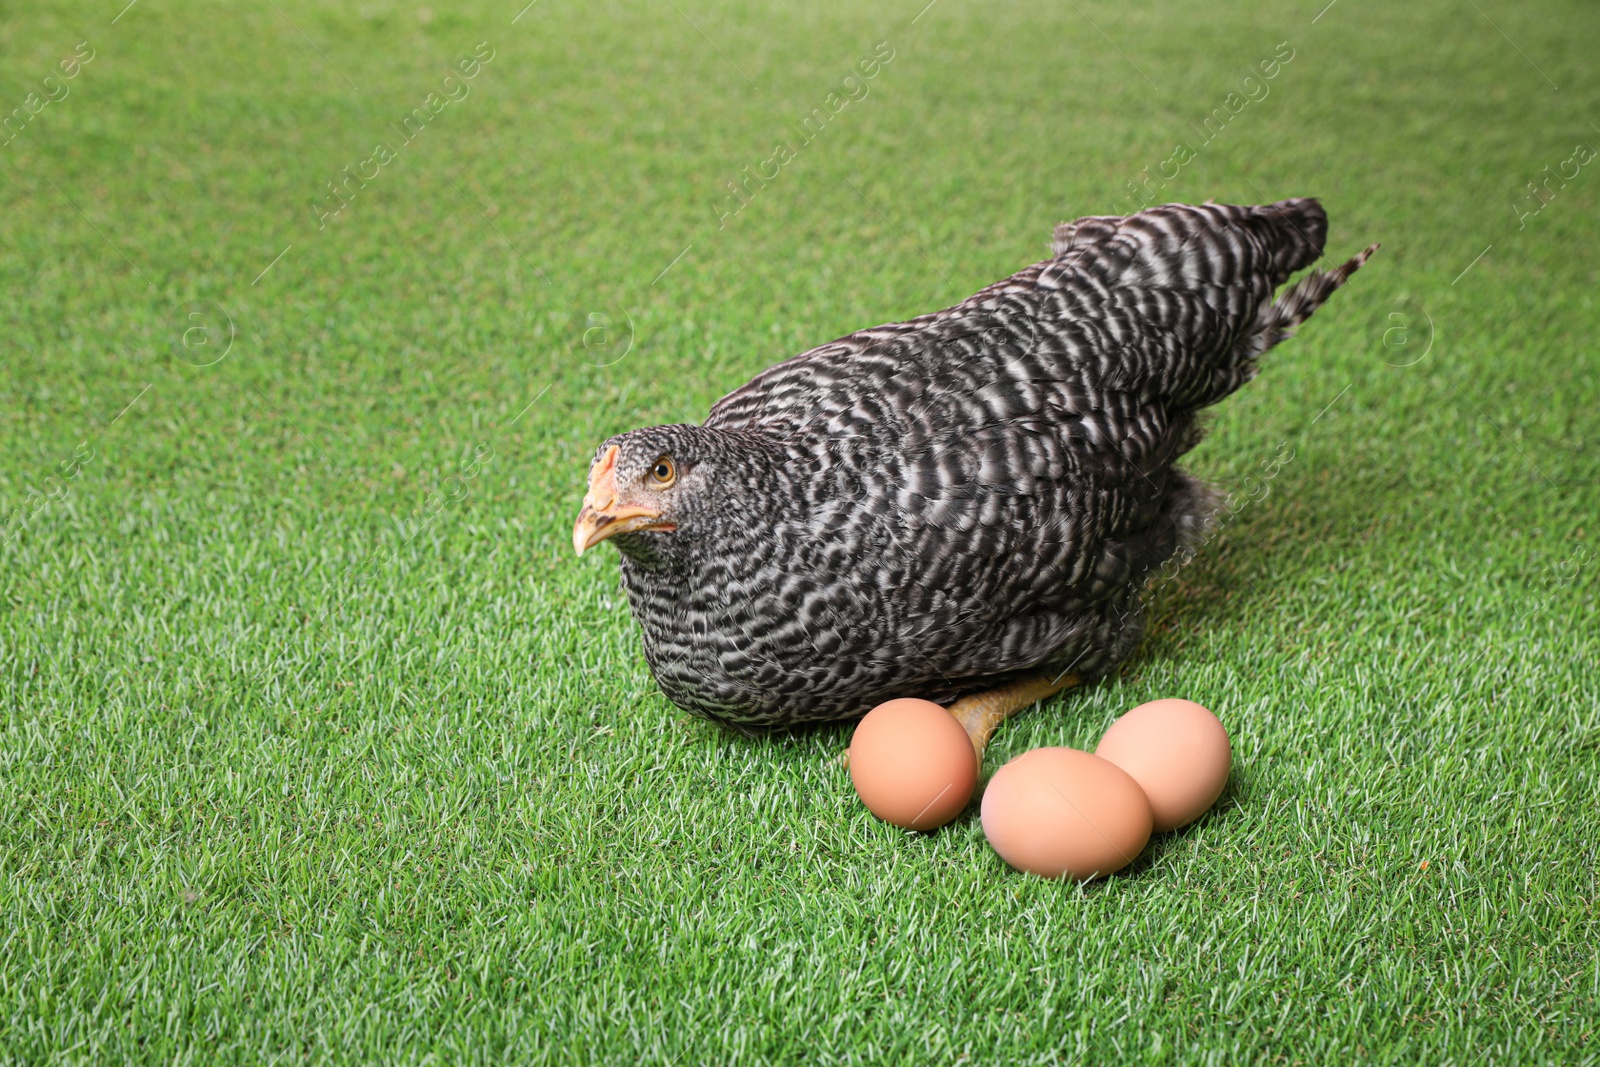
left=574, top=199, right=1375, bottom=727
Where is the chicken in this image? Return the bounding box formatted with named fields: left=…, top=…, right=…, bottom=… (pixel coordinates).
left=574, top=199, right=1375, bottom=752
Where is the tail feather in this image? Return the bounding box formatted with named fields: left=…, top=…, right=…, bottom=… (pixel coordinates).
left=1244, top=242, right=1380, bottom=357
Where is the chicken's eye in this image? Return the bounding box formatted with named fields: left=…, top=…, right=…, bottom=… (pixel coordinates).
left=649, top=456, right=676, bottom=487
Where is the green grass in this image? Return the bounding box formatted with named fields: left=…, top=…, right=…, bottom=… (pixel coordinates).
left=2, top=0, right=1598, bottom=1062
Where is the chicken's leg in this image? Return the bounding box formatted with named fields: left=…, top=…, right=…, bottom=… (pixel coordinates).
left=949, top=673, right=1081, bottom=763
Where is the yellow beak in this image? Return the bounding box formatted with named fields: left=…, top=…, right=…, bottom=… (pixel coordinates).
left=572, top=445, right=673, bottom=555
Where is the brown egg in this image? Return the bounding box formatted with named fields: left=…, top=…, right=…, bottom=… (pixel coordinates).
left=980, top=748, right=1152, bottom=879
left=1094, top=698, right=1231, bottom=833
left=849, top=698, right=977, bottom=831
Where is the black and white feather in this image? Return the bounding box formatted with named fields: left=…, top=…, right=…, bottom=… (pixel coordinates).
left=586, top=199, right=1375, bottom=727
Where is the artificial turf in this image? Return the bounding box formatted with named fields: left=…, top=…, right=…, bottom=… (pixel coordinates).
left=2, top=0, right=1597, bottom=1062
